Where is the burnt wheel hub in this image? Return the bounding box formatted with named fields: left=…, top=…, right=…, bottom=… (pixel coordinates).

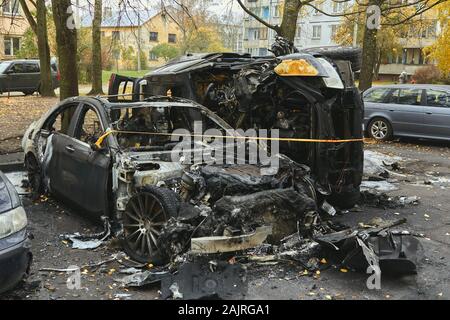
left=123, top=192, right=167, bottom=258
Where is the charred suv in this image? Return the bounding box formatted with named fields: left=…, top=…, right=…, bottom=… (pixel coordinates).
left=109, top=38, right=364, bottom=209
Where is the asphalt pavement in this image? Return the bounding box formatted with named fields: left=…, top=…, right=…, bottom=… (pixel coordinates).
left=1, top=139, right=449, bottom=300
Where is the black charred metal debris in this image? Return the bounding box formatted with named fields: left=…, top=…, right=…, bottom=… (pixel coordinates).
left=114, top=159, right=423, bottom=299
left=314, top=218, right=421, bottom=275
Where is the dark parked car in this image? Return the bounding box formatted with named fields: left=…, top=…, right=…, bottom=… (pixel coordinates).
left=109, top=39, right=365, bottom=209
left=0, top=59, right=60, bottom=95
left=363, top=84, right=450, bottom=141
left=0, top=171, right=32, bottom=294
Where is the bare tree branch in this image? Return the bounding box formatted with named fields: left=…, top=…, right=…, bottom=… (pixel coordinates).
left=18, top=0, right=37, bottom=34
left=236, top=0, right=280, bottom=33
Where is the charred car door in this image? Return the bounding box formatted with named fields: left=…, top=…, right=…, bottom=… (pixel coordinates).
left=108, top=73, right=147, bottom=102
left=50, top=103, right=111, bottom=219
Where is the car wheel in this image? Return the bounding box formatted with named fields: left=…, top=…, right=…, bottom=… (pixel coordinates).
left=121, top=186, right=180, bottom=265
left=25, top=155, right=44, bottom=199
left=22, top=90, right=35, bottom=96
left=368, top=117, right=393, bottom=141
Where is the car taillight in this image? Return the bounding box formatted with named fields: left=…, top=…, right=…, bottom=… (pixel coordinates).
left=56, top=70, right=61, bottom=81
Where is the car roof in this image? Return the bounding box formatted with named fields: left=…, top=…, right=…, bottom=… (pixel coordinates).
left=0, top=59, right=57, bottom=65
left=4, top=59, right=39, bottom=63
left=369, top=84, right=450, bottom=91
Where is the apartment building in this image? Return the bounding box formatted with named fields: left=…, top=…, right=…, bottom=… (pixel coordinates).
left=0, top=0, right=30, bottom=60
left=242, top=0, right=444, bottom=79
left=243, top=0, right=345, bottom=56
left=378, top=20, right=442, bottom=80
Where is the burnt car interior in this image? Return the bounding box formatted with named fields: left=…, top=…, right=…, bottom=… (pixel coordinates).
left=110, top=104, right=227, bottom=151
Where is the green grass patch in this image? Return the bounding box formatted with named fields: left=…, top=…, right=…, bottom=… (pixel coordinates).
left=102, top=69, right=152, bottom=85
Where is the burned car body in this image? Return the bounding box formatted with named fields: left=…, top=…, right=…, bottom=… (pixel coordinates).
left=22, top=95, right=323, bottom=264
left=109, top=40, right=364, bottom=209
left=0, top=171, right=32, bottom=294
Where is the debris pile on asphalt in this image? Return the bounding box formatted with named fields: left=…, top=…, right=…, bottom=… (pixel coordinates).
left=30, top=150, right=424, bottom=300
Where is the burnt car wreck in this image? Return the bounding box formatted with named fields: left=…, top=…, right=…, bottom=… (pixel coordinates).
left=22, top=93, right=326, bottom=264
left=110, top=37, right=364, bottom=209
left=19, top=39, right=421, bottom=298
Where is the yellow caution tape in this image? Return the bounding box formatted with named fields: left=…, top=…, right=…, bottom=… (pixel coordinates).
left=95, top=129, right=364, bottom=149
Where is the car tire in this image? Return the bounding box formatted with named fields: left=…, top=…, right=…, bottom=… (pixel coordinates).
left=301, top=46, right=362, bottom=72
left=327, top=187, right=361, bottom=209
left=368, top=117, right=393, bottom=141
left=25, top=155, right=44, bottom=199
left=121, top=186, right=180, bottom=265
left=22, top=90, right=35, bottom=96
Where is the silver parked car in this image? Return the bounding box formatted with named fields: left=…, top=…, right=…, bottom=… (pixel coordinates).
left=363, top=84, right=450, bottom=141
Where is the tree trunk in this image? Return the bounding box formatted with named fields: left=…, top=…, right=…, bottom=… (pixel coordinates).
left=89, top=0, right=103, bottom=95
left=279, top=0, right=302, bottom=41
left=52, top=0, right=79, bottom=131
left=36, top=0, right=55, bottom=97
left=52, top=0, right=79, bottom=100
left=373, top=49, right=382, bottom=80
left=359, top=1, right=381, bottom=91
left=18, top=0, right=54, bottom=97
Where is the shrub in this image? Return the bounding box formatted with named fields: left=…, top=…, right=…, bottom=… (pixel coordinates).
left=412, top=65, right=441, bottom=84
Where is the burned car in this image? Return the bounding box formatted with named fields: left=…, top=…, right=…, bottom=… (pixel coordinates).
left=22, top=95, right=323, bottom=264
left=109, top=38, right=364, bottom=209
left=0, top=171, right=32, bottom=294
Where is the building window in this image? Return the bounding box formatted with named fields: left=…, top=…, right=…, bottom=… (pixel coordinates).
left=149, top=51, right=158, bottom=61
left=260, top=28, right=268, bottom=40
left=312, top=25, right=322, bottom=40
left=426, top=22, right=437, bottom=38
left=249, top=7, right=259, bottom=18
left=112, top=31, right=120, bottom=40
left=149, top=31, right=158, bottom=41
left=332, top=1, right=345, bottom=13
left=262, top=6, right=269, bottom=19
left=331, top=25, right=338, bottom=38
left=296, top=26, right=302, bottom=38
left=313, top=1, right=323, bottom=15
left=168, top=33, right=176, bottom=43
left=4, top=37, right=20, bottom=56
left=248, top=28, right=259, bottom=40
left=273, top=5, right=281, bottom=18
left=258, top=48, right=268, bottom=56
left=2, top=0, right=20, bottom=15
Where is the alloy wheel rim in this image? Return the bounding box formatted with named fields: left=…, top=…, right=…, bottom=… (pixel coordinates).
left=371, top=120, right=388, bottom=139
left=123, top=193, right=167, bottom=258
